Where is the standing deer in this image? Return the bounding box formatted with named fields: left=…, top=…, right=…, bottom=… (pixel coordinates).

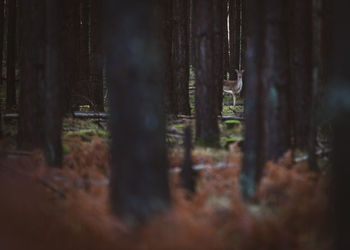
left=223, top=69, right=244, bottom=106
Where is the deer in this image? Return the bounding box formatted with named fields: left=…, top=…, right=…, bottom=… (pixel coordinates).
left=223, top=69, right=244, bottom=106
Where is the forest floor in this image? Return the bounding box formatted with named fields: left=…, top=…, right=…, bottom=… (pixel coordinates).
left=0, top=98, right=333, bottom=250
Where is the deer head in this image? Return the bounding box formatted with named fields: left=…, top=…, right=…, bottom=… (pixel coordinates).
left=235, top=69, right=244, bottom=79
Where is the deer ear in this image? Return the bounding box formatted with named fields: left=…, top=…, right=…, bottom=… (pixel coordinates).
left=235, top=69, right=239, bottom=73
left=241, top=70, right=245, bottom=73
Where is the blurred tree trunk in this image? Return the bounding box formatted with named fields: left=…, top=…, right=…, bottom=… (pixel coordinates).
left=241, top=0, right=247, bottom=71
left=228, top=0, right=238, bottom=79
left=106, top=0, right=171, bottom=224
left=241, top=0, right=264, bottom=199
left=44, top=0, right=64, bottom=166
left=213, top=0, right=224, bottom=114
left=328, top=2, right=350, bottom=249
left=62, top=0, right=80, bottom=114
left=189, top=0, right=195, bottom=68
left=172, top=0, right=190, bottom=115
left=288, top=0, right=313, bottom=152
left=6, top=0, right=16, bottom=111
left=78, top=0, right=90, bottom=107
left=18, top=0, right=63, bottom=167
left=18, top=0, right=45, bottom=150
left=194, top=0, right=219, bottom=147
left=161, top=0, right=176, bottom=114
left=260, top=0, right=290, bottom=163
left=0, top=0, right=4, bottom=138
left=222, top=0, right=229, bottom=80
left=90, top=0, right=104, bottom=111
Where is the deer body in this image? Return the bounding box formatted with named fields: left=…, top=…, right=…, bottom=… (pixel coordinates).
left=223, top=69, right=244, bottom=106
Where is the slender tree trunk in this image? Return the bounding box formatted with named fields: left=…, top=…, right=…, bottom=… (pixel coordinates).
left=106, top=0, right=171, bottom=224
left=62, top=0, right=80, bottom=114
left=0, top=0, right=4, bottom=138
left=45, top=0, right=64, bottom=167
left=228, top=0, right=238, bottom=80
left=161, top=0, right=176, bottom=114
left=18, top=0, right=45, bottom=150
left=6, top=0, right=16, bottom=111
left=172, top=0, right=190, bottom=115
left=241, top=0, right=264, bottom=199
left=213, top=0, right=224, bottom=114
left=288, top=0, right=313, bottom=151
left=90, top=0, right=104, bottom=111
left=194, top=0, right=220, bottom=147
left=78, top=0, right=90, bottom=106
left=222, top=0, right=229, bottom=80
left=241, top=0, right=247, bottom=71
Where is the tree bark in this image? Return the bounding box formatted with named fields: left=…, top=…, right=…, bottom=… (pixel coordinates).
left=288, top=0, right=313, bottom=151
left=44, top=0, right=64, bottom=166
left=18, top=0, right=45, bottom=150
left=106, top=0, right=171, bottom=224
left=260, top=0, right=290, bottom=163
left=90, top=0, right=104, bottom=112
left=241, top=0, right=264, bottom=199
left=222, top=0, right=229, bottom=80
left=62, top=0, right=80, bottom=114
left=213, top=0, right=224, bottom=114
left=6, top=0, right=17, bottom=111
left=0, top=0, right=4, bottom=138
left=172, top=0, right=190, bottom=115
left=78, top=0, right=91, bottom=106
left=228, top=0, right=238, bottom=80
left=194, top=0, right=220, bottom=147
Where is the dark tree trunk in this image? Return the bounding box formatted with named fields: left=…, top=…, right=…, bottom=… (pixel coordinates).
left=260, top=0, right=290, bottom=163
left=172, top=0, right=190, bottom=115
left=106, top=0, right=171, bottom=224
left=6, top=0, right=16, bottom=111
left=228, top=0, right=238, bottom=79
left=0, top=0, right=4, bottom=138
left=213, top=0, right=224, bottom=114
left=62, top=0, right=80, bottom=114
left=194, top=0, right=220, bottom=147
left=90, top=0, right=104, bottom=112
left=189, top=0, right=195, bottom=67
left=222, top=0, right=229, bottom=80
left=18, top=0, right=45, bottom=150
left=18, top=0, right=63, bottom=167
left=328, top=2, right=350, bottom=250
left=288, top=0, right=313, bottom=151
left=161, top=0, right=176, bottom=114
left=241, top=0, right=247, bottom=71
left=240, top=0, right=264, bottom=199
left=44, top=0, right=64, bottom=167
left=78, top=0, right=91, bottom=106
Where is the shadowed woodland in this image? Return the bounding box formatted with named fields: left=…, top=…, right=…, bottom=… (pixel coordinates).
left=0, top=0, right=349, bottom=249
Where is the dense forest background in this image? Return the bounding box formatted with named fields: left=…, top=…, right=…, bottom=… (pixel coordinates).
left=0, top=0, right=349, bottom=249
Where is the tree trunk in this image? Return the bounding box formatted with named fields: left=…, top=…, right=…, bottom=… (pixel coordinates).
left=44, top=0, right=64, bottom=167
left=161, top=0, right=176, bottom=115
left=240, top=0, right=264, bottom=199
left=106, top=0, right=171, bottom=224
left=89, top=0, right=104, bottom=112
left=18, top=0, right=45, bottom=150
left=0, top=0, right=4, bottom=138
left=172, top=0, right=190, bottom=115
left=78, top=0, right=90, bottom=107
left=213, top=0, right=224, bottom=114
left=260, top=0, right=290, bottom=163
left=62, top=0, right=80, bottom=114
left=222, top=0, right=229, bottom=80
left=6, top=0, right=16, bottom=111
left=328, top=2, right=350, bottom=249
left=194, top=0, right=220, bottom=147
left=288, top=0, right=313, bottom=151
left=228, top=0, right=238, bottom=80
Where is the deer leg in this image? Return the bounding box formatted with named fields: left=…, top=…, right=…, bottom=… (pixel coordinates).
left=233, top=95, right=236, bottom=106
